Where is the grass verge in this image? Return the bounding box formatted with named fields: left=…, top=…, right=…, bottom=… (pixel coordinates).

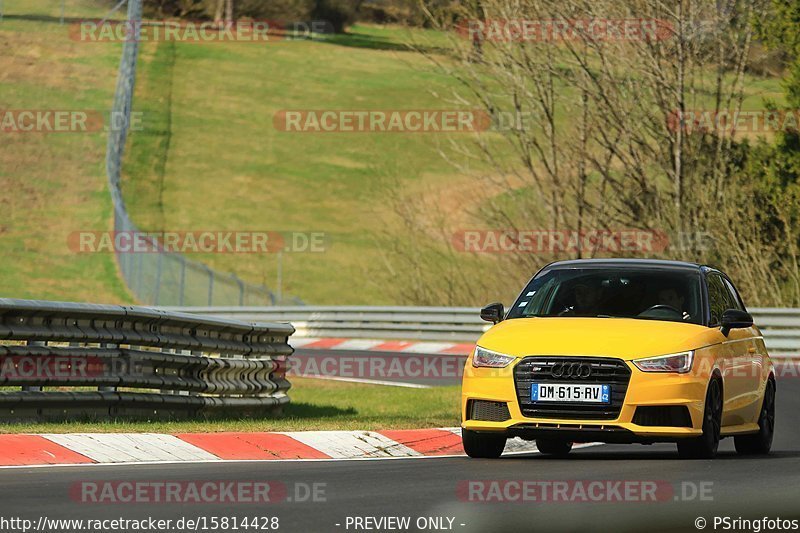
left=0, top=377, right=461, bottom=434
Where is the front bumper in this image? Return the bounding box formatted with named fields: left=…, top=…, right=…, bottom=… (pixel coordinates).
left=462, top=356, right=709, bottom=442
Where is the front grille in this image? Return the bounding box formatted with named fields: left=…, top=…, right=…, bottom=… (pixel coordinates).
left=468, top=400, right=511, bottom=422
left=514, top=357, right=631, bottom=420
left=633, top=406, right=692, bottom=427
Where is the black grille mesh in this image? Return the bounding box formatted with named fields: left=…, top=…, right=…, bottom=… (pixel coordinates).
left=632, top=406, right=693, bottom=427
left=514, top=357, right=631, bottom=420
left=468, top=400, right=511, bottom=422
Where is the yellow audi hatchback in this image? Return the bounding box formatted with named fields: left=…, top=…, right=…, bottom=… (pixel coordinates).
left=462, top=259, right=776, bottom=459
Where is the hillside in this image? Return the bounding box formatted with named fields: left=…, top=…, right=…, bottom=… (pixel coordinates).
left=121, top=24, right=493, bottom=305
left=0, top=1, right=789, bottom=305
left=0, top=0, right=130, bottom=303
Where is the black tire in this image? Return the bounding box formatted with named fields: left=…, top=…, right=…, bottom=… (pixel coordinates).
left=677, top=378, right=722, bottom=459
left=536, top=439, right=573, bottom=457
left=734, top=379, right=775, bottom=455
left=462, top=429, right=506, bottom=458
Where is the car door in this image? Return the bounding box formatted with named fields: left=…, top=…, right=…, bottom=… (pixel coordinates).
left=706, top=272, right=749, bottom=426
left=722, top=275, right=764, bottom=423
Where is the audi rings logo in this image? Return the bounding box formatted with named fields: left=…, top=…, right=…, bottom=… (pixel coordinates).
left=551, top=362, right=592, bottom=379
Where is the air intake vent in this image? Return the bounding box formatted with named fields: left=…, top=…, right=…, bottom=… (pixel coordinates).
left=633, top=406, right=693, bottom=427
left=468, top=400, right=511, bottom=422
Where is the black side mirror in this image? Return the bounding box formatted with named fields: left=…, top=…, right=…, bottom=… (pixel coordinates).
left=720, top=309, right=753, bottom=336
left=480, top=302, right=504, bottom=324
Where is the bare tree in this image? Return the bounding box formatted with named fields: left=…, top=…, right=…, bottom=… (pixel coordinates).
left=372, top=0, right=789, bottom=306
left=226, top=0, right=234, bottom=22
left=213, top=0, right=234, bottom=24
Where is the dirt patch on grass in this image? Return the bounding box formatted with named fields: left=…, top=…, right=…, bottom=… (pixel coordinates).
left=0, top=31, right=105, bottom=88
left=405, top=172, right=529, bottom=236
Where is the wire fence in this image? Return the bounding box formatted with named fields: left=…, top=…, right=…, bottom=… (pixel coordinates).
left=104, top=0, right=288, bottom=307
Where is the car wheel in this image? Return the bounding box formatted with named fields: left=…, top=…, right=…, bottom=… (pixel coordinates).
left=462, top=429, right=506, bottom=458
left=677, top=378, right=722, bottom=459
left=734, top=379, right=775, bottom=455
left=536, top=439, right=573, bottom=457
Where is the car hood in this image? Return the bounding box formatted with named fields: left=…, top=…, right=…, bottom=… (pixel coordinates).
left=476, top=317, right=723, bottom=360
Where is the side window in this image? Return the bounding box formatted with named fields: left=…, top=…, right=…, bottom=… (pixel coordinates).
left=706, top=274, right=730, bottom=326
left=722, top=278, right=745, bottom=311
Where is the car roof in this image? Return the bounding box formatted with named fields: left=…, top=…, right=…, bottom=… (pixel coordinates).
left=542, top=258, right=705, bottom=272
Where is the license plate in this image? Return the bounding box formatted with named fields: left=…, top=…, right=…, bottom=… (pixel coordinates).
left=531, top=383, right=610, bottom=403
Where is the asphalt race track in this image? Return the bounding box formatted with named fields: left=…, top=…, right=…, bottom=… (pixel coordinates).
left=0, top=376, right=798, bottom=533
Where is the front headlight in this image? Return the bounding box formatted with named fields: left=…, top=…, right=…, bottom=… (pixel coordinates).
left=472, top=346, right=515, bottom=368
left=633, top=351, right=694, bottom=373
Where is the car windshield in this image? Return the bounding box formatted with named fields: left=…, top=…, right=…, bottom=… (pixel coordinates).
left=507, top=267, right=704, bottom=325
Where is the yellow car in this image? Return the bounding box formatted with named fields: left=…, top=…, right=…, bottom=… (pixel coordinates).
left=462, top=259, right=776, bottom=459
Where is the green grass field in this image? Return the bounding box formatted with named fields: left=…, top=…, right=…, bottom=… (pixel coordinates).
left=1, top=2, right=787, bottom=307
left=0, top=0, right=131, bottom=303
left=0, top=377, right=461, bottom=433
left=120, top=22, right=788, bottom=305
left=121, top=24, right=498, bottom=305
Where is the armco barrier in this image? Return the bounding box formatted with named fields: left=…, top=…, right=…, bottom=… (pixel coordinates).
left=0, top=299, right=293, bottom=421
left=168, top=306, right=800, bottom=358
left=746, top=308, right=800, bottom=357
left=166, top=307, right=487, bottom=342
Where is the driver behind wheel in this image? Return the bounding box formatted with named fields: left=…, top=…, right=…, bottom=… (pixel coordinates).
left=657, top=286, right=691, bottom=321
left=559, top=282, right=602, bottom=317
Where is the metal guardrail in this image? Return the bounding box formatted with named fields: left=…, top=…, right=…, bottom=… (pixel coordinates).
left=744, top=308, right=800, bottom=356
left=0, top=299, right=293, bottom=421
left=169, top=306, right=800, bottom=357
left=167, top=307, right=486, bottom=342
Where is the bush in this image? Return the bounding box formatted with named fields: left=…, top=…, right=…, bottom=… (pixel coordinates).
left=310, top=0, right=356, bottom=34
left=142, top=0, right=356, bottom=33
left=235, top=0, right=314, bottom=22
left=142, top=0, right=207, bottom=18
